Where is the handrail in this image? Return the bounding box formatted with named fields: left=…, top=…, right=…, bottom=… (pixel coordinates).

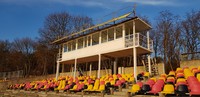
left=125, top=33, right=153, bottom=51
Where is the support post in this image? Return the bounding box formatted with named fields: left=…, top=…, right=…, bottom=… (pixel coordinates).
left=89, top=63, right=92, bottom=76
left=163, top=63, right=165, bottom=74
left=147, top=31, right=151, bottom=75
left=55, top=61, right=60, bottom=81
left=133, top=48, right=137, bottom=81
left=122, top=67, right=125, bottom=74
left=123, top=23, right=125, bottom=44
left=118, top=67, right=122, bottom=74
left=132, top=20, right=137, bottom=81
left=113, top=58, right=117, bottom=74
left=74, top=59, right=77, bottom=79
left=98, top=54, right=101, bottom=78
left=148, top=55, right=151, bottom=74
left=147, top=31, right=150, bottom=50
left=62, top=64, right=65, bottom=73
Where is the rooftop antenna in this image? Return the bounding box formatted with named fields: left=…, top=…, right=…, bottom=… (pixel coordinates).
left=133, top=4, right=137, bottom=17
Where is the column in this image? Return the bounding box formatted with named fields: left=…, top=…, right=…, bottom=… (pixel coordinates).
left=132, top=20, right=137, bottom=81
left=62, top=64, right=65, bottom=73
left=163, top=63, right=165, bottom=74
left=73, top=59, right=77, bottom=79
left=147, top=31, right=151, bottom=75
left=98, top=54, right=101, bottom=78
left=113, top=58, right=117, bottom=74
left=55, top=61, right=60, bottom=81
left=123, top=23, right=125, bottom=44
left=99, top=32, right=101, bottom=44
left=118, top=67, right=121, bottom=74
left=148, top=55, right=151, bottom=74
left=89, top=63, right=92, bottom=76
left=75, top=40, right=78, bottom=50
left=147, top=31, right=150, bottom=50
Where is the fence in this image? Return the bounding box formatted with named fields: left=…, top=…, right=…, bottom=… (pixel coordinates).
left=181, top=52, right=200, bottom=61
left=0, top=70, right=23, bottom=80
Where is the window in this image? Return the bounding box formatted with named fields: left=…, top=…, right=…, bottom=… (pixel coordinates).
left=101, top=30, right=108, bottom=43
left=78, top=38, right=84, bottom=49
left=63, top=44, right=68, bottom=52
left=88, top=36, right=91, bottom=46
left=71, top=40, right=76, bottom=51
left=92, top=33, right=99, bottom=45
left=116, top=26, right=123, bottom=39
left=125, top=22, right=133, bottom=36
left=108, top=28, right=114, bottom=41
left=68, top=42, right=72, bottom=52
left=84, top=36, right=87, bottom=47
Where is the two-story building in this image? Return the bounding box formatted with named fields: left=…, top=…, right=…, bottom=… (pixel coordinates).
left=52, top=12, right=153, bottom=80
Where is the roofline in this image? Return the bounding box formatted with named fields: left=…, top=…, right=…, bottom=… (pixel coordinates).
left=52, top=12, right=132, bottom=44
left=136, top=17, right=152, bottom=29
left=51, top=14, right=152, bottom=45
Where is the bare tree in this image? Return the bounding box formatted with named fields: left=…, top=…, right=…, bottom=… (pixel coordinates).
left=12, top=38, right=36, bottom=77
left=181, top=10, right=200, bottom=59
left=38, top=12, right=93, bottom=74
left=34, top=43, right=57, bottom=75
left=155, top=11, right=182, bottom=73
left=0, top=40, right=11, bottom=72
left=39, top=12, right=93, bottom=44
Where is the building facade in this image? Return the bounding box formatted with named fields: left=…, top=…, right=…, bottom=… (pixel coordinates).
left=53, top=13, right=153, bottom=80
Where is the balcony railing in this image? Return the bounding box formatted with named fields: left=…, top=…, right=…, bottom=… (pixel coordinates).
left=57, top=53, right=62, bottom=61
left=125, top=33, right=153, bottom=51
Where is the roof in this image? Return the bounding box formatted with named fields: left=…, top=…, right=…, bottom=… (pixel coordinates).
left=52, top=12, right=152, bottom=45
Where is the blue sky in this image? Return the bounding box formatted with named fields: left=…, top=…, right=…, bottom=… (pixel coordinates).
left=0, top=0, right=199, bottom=41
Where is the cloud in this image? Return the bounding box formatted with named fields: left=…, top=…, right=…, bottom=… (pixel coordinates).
left=49, top=0, right=104, bottom=7
left=0, top=0, right=186, bottom=8
left=121, top=0, right=182, bottom=6
left=0, top=0, right=105, bottom=7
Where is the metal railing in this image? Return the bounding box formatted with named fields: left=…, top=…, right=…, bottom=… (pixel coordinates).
left=125, top=33, right=153, bottom=51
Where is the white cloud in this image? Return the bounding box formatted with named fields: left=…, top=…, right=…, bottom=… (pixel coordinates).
left=121, top=0, right=181, bottom=6
left=0, top=0, right=105, bottom=7
left=49, top=0, right=104, bottom=7
left=0, top=0, right=185, bottom=8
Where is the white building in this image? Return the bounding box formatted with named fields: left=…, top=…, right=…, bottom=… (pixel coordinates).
left=52, top=12, right=153, bottom=80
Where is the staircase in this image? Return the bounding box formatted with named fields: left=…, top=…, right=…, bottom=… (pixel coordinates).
left=151, top=58, right=159, bottom=76
left=141, top=56, right=159, bottom=76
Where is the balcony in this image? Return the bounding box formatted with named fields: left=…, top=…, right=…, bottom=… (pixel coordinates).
left=125, top=33, right=153, bottom=51
left=57, top=53, right=62, bottom=61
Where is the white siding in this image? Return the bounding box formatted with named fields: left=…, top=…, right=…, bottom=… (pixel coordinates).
left=62, top=38, right=124, bottom=61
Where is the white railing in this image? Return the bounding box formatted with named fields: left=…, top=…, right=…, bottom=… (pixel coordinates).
left=125, top=33, right=153, bottom=51
left=149, top=39, right=153, bottom=51
left=57, top=53, right=62, bottom=61
left=138, top=33, right=147, bottom=48
left=125, top=34, right=134, bottom=47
